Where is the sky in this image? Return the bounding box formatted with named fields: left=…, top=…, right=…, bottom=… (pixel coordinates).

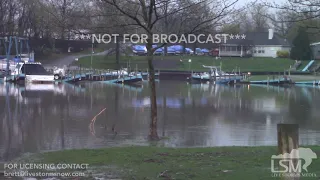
left=235, top=0, right=287, bottom=9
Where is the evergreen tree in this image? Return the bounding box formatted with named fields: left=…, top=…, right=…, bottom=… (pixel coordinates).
left=290, top=28, right=312, bottom=60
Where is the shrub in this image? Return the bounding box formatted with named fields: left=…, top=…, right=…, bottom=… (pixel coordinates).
left=277, top=50, right=289, bottom=58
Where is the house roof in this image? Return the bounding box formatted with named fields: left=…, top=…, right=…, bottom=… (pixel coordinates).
left=222, top=32, right=291, bottom=46
left=310, top=42, right=320, bottom=46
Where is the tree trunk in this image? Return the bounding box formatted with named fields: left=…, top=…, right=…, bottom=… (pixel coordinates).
left=146, top=39, right=159, bottom=141
left=60, top=103, right=65, bottom=149
left=61, top=0, right=67, bottom=40
left=164, top=1, right=168, bottom=56
left=193, top=42, right=197, bottom=55
left=116, top=39, right=120, bottom=70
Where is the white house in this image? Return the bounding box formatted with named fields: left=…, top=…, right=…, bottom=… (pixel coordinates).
left=218, top=29, right=291, bottom=58
left=310, top=42, right=320, bottom=60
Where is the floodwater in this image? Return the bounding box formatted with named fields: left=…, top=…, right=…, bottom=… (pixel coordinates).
left=1, top=81, right=320, bottom=161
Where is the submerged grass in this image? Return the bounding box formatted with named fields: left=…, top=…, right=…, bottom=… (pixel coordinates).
left=13, top=146, right=320, bottom=180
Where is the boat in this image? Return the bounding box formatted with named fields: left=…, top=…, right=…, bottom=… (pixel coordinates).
left=9, top=62, right=54, bottom=83
left=99, top=74, right=143, bottom=84
left=110, top=69, right=129, bottom=76
left=129, top=71, right=159, bottom=80
left=188, top=65, right=240, bottom=83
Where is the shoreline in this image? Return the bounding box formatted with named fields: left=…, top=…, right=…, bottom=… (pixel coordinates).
left=3, top=146, right=320, bottom=180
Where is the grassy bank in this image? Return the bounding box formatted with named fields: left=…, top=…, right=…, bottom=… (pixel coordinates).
left=75, top=55, right=311, bottom=72
left=38, top=45, right=107, bottom=63
left=12, top=146, right=320, bottom=180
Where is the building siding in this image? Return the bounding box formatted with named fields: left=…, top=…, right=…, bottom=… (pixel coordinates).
left=219, top=45, right=291, bottom=58
left=252, top=46, right=290, bottom=58
left=311, top=45, right=320, bottom=60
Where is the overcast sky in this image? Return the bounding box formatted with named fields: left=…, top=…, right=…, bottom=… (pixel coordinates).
left=235, top=0, right=286, bottom=9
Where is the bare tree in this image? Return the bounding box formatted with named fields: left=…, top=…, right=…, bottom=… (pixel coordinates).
left=98, top=0, right=238, bottom=140
left=263, top=0, right=320, bottom=41
left=250, top=3, right=270, bottom=31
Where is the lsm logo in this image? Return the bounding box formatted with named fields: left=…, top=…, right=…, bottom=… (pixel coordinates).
left=271, top=147, right=317, bottom=178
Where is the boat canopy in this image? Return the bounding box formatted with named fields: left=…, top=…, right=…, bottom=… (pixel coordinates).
left=152, top=45, right=164, bottom=53
left=185, top=48, right=193, bottom=53
left=201, top=48, right=209, bottom=53
left=132, top=45, right=147, bottom=51
left=166, top=46, right=176, bottom=53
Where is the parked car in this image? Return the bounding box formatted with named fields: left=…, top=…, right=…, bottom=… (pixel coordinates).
left=132, top=45, right=147, bottom=55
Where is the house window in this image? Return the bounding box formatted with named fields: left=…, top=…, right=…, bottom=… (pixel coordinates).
left=255, top=47, right=265, bottom=53
left=237, top=46, right=242, bottom=51
left=232, top=46, right=237, bottom=51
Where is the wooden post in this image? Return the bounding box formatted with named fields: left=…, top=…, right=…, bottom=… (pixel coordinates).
left=289, top=66, right=291, bottom=77
left=278, top=124, right=299, bottom=155
left=277, top=124, right=299, bottom=179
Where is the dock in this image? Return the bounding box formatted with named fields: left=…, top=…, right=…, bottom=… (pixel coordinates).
left=188, top=75, right=243, bottom=84
left=2, top=69, right=158, bottom=84
left=98, top=75, right=143, bottom=84
left=294, top=81, right=320, bottom=85
left=246, top=78, right=292, bottom=85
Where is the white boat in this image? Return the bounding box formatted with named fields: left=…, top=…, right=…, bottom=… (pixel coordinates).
left=110, top=69, right=128, bottom=76
left=11, top=62, right=54, bottom=83
left=201, top=65, right=237, bottom=77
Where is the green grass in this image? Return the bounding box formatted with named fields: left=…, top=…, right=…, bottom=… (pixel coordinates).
left=13, top=146, right=320, bottom=180
left=178, top=56, right=307, bottom=72
left=75, top=55, right=151, bottom=70
left=38, top=45, right=106, bottom=63
left=75, top=55, right=314, bottom=72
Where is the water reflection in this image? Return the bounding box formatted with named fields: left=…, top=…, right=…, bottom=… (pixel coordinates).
left=1, top=82, right=320, bottom=161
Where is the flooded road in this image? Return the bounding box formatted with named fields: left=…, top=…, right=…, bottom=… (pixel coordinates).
left=1, top=81, right=320, bottom=161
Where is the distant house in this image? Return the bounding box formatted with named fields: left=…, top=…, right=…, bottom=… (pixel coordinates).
left=218, top=29, right=291, bottom=58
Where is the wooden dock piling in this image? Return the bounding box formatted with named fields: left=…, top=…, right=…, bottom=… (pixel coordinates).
left=277, top=124, right=299, bottom=180
left=278, top=124, right=299, bottom=155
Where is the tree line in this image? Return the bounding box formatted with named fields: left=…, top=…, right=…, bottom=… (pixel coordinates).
left=1, top=0, right=320, bottom=42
